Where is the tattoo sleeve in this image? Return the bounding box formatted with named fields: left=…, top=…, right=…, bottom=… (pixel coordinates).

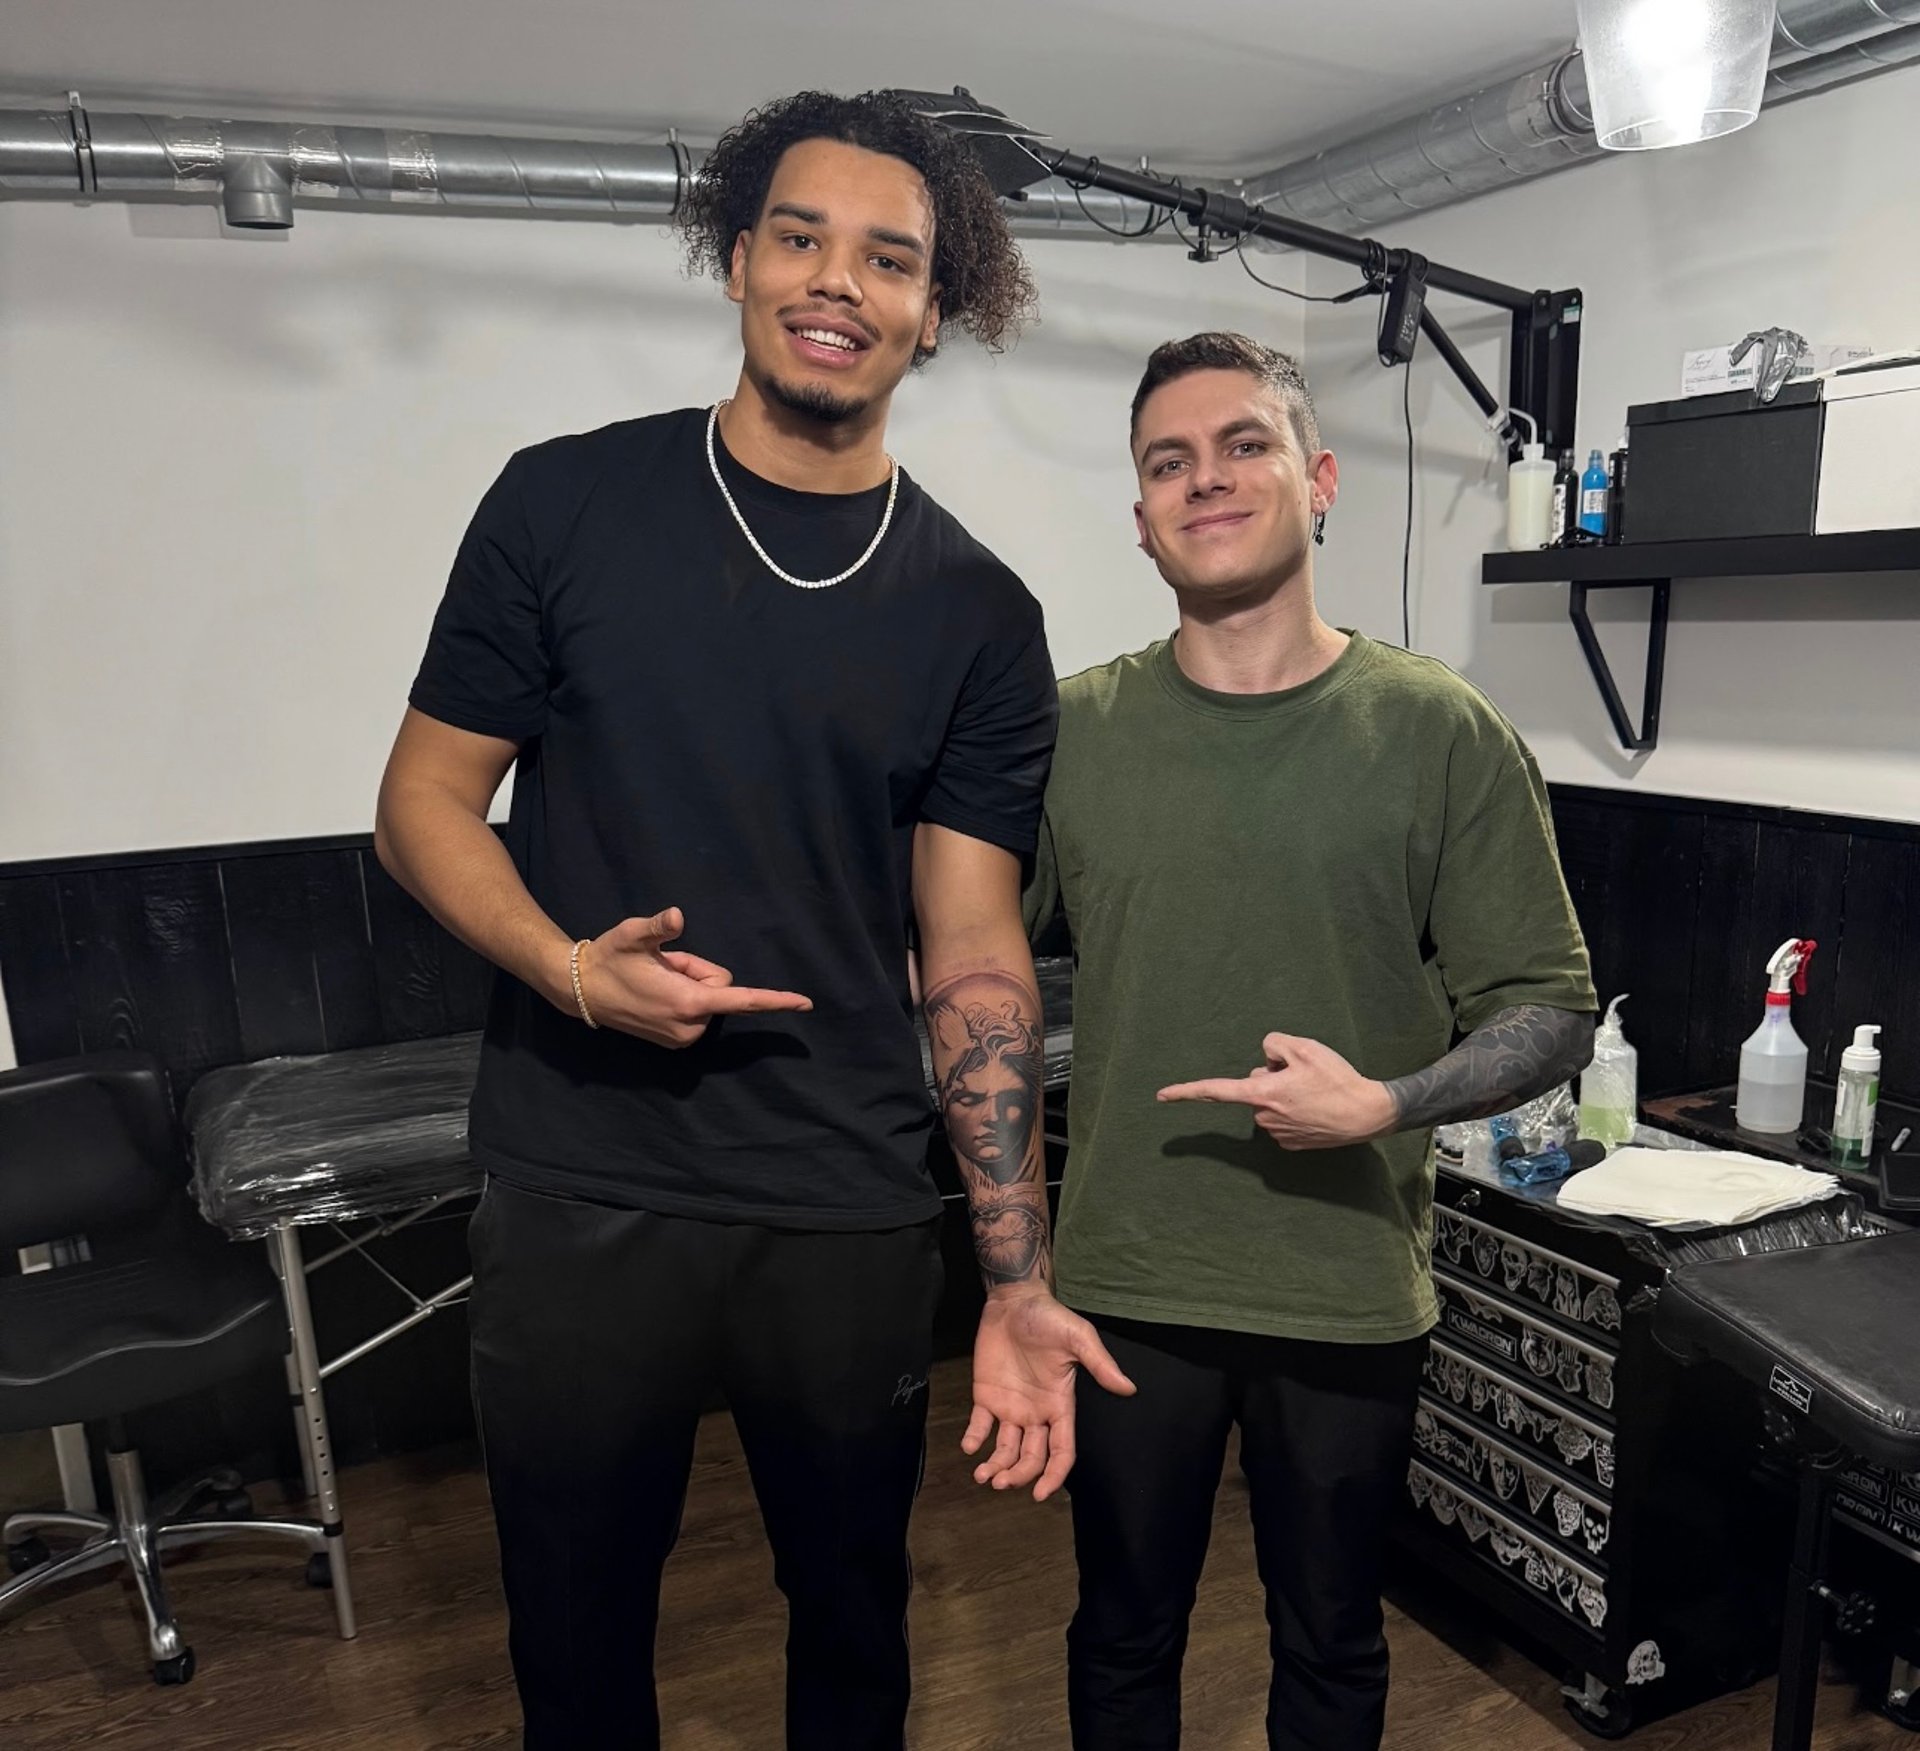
left=924, top=967, right=1051, bottom=1291
left=1382, top=1004, right=1596, bottom=1133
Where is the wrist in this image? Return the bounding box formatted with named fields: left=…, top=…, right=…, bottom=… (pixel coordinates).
left=984, top=1280, right=1052, bottom=1306
left=530, top=934, right=580, bottom=1014
left=1361, top=1079, right=1401, bottom=1142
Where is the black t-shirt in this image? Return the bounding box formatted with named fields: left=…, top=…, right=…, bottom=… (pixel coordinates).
left=409, top=408, right=1056, bottom=1228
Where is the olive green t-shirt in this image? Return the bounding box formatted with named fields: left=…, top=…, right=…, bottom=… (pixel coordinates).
left=1025, top=633, right=1595, bottom=1343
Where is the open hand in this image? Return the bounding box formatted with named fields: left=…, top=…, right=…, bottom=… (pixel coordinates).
left=963, top=1288, right=1135, bottom=1501
left=576, top=908, right=812, bottom=1048
left=1158, top=1032, right=1396, bottom=1150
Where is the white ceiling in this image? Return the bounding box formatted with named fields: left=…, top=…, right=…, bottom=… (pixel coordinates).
left=3, top=0, right=1579, bottom=170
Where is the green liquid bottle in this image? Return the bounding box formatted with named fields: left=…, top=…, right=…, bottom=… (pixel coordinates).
left=1831, top=1024, right=1882, bottom=1173
left=1578, top=994, right=1638, bottom=1150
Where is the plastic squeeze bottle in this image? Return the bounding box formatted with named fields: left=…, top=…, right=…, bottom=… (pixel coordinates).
left=1578, top=994, right=1637, bottom=1148
left=1506, top=413, right=1555, bottom=552
left=1735, top=938, right=1817, bottom=1134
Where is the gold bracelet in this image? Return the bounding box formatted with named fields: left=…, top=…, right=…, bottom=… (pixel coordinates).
left=569, top=939, right=600, bottom=1029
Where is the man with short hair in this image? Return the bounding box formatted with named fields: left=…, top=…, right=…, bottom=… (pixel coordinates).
left=377, top=90, right=1129, bottom=1750
left=1026, top=331, right=1596, bottom=1751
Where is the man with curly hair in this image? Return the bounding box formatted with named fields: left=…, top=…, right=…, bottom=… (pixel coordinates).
left=376, top=88, right=1129, bottom=1751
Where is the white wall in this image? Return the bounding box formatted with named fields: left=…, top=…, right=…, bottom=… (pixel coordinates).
left=0, top=200, right=1297, bottom=866
left=1304, top=63, right=1920, bottom=823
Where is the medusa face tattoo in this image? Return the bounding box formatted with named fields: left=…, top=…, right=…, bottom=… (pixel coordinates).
left=929, top=987, right=1043, bottom=1188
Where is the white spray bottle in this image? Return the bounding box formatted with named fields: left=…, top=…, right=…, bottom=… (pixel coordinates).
left=1578, top=995, right=1637, bottom=1148
left=1735, top=937, right=1817, bottom=1134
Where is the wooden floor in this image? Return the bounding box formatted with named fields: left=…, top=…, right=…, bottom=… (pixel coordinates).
left=1, top=1357, right=1910, bottom=1750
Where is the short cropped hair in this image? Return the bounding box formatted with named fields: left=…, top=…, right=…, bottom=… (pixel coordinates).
left=1130, top=332, right=1321, bottom=458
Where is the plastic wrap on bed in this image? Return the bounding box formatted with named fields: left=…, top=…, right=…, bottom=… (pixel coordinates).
left=189, top=956, right=1078, bottom=1238
left=188, top=1032, right=485, bottom=1238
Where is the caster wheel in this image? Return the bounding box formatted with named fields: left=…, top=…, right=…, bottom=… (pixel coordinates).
left=152, top=1648, right=196, bottom=1686
left=208, top=1466, right=242, bottom=1493
left=1565, top=1688, right=1634, bottom=1740
left=1884, top=1690, right=1920, bottom=1732
left=211, top=1488, right=254, bottom=1520
left=305, top=1552, right=333, bottom=1589
left=5, top=1537, right=49, bottom=1576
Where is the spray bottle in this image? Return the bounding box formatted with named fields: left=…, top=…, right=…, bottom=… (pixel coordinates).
left=1735, top=938, right=1817, bottom=1134
left=1578, top=995, right=1638, bottom=1148
left=1831, top=1025, right=1882, bottom=1171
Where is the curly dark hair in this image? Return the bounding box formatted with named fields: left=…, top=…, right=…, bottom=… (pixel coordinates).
left=679, top=90, right=1036, bottom=366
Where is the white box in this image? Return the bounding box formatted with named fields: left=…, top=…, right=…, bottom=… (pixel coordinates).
left=1681, top=342, right=1873, bottom=398
left=1816, top=362, right=1920, bottom=535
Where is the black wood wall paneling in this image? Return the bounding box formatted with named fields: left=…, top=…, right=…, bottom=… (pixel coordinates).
left=2, top=792, right=1917, bottom=1492
left=3, top=795, right=1917, bottom=1105
left=1547, top=787, right=1915, bottom=1101
left=0, top=838, right=494, bottom=1093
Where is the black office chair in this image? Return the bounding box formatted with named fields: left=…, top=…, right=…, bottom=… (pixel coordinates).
left=0, top=1051, right=347, bottom=1684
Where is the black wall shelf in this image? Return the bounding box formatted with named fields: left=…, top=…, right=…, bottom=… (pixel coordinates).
left=1480, top=529, right=1920, bottom=751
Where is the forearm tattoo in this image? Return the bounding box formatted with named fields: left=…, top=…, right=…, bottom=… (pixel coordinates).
left=925, top=968, right=1051, bottom=1290
left=1383, top=1004, right=1596, bottom=1133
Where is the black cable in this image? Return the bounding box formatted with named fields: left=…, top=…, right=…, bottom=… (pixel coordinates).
left=1069, top=180, right=1169, bottom=239
left=1402, top=337, right=1417, bottom=650
left=1064, top=157, right=1171, bottom=239
left=1231, top=237, right=1370, bottom=305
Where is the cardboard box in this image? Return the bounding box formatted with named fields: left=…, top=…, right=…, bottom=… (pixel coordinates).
left=1815, top=361, right=1920, bottom=535
left=1681, top=342, right=1873, bottom=398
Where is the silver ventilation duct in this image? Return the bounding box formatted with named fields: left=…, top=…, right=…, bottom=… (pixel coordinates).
left=1001, top=176, right=1179, bottom=240
left=1237, top=0, right=1920, bottom=231
left=0, top=102, right=690, bottom=226
left=1769, top=20, right=1920, bottom=92
left=3, top=0, right=1917, bottom=244
left=1774, top=0, right=1920, bottom=58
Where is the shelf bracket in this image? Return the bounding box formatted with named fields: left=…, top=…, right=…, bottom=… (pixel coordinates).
left=1568, top=579, right=1671, bottom=752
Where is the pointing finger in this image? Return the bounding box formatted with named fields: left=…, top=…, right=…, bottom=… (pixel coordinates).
left=694, top=984, right=813, bottom=1016
left=1157, top=1077, right=1261, bottom=1105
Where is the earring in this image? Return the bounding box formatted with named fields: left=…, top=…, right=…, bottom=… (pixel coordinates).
left=1313, top=510, right=1327, bottom=546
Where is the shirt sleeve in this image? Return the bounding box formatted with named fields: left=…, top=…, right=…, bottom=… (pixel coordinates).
left=408, top=453, right=550, bottom=742
left=919, top=615, right=1058, bottom=859
left=1427, top=734, right=1597, bottom=1035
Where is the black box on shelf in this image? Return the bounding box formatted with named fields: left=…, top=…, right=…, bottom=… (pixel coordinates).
left=1624, top=382, right=1824, bottom=544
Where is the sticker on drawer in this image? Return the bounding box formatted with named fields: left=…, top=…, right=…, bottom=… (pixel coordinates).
left=1406, top=1460, right=1608, bottom=1631
left=1432, top=1206, right=1623, bottom=1337
left=1422, top=1343, right=1616, bottom=1494
left=1836, top=1493, right=1890, bottom=1532
left=1414, top=1403, right=1612, bottom=1560
left=1841, top=1466, right=1891, bottom=1504
left=1443, top=1301, right=1518, bottom=1361
left=1434, top=1272, right=1615, bottom=1414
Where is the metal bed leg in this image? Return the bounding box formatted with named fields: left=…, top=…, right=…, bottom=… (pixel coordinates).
left=267, top=1238, right=321, bottom=1501
left=271, top=1222, right=357, bottom=1640
left=283, top=1346, right=319, bottom=1503
left=1773, top=1462, right=1835, bottom=1751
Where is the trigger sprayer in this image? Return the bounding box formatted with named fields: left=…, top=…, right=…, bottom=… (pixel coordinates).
left=1736, top=937, right=1817, bottom=1135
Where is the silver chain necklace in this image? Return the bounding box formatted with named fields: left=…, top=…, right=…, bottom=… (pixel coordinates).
left=705, top=402, right=899, bottom=591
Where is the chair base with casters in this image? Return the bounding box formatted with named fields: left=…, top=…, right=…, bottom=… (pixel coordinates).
left=3, top=1420, right=346, bottom=1685
left=0, top=1051, right=357, bottom=1687
left=1654, top=1227, right=1920, bottom=1751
